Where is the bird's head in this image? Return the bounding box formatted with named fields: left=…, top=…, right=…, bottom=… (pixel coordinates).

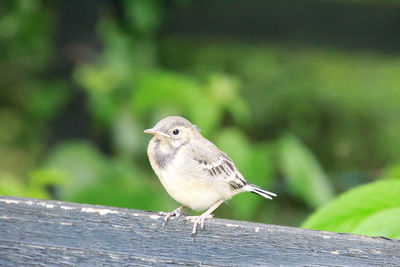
left=144, top=116, right=200, bottom=148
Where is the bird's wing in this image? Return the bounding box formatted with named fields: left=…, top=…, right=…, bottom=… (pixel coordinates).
left=187, top=139, right=247, bottom=190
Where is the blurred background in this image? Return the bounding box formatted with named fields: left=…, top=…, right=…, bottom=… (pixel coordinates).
left=1, top=0, right=400, bottom=238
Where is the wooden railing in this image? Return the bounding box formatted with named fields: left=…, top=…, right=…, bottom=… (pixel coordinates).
left=0, top=196, right=399, bottom=266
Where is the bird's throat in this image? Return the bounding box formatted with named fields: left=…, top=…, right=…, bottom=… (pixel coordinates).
left=152, top=138, right=176, bottom=169
left=152, top=138, right=187, bottom=169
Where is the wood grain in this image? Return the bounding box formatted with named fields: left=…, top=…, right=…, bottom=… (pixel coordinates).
left=0, top=196, right=399, bottom=266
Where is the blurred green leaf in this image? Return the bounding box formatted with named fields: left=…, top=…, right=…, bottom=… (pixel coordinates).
left=125, top=0, right=161, bottom=35
left=132, top=71, right=201, bottom=116
left=29, top=168, right=67, bottom=189
left=132, top=71, right=249, bottom=135
left=302, top=179, right=400, bottom=239
left=205, top=74, right=251, bottom=125
left=353, top=207, right=400, bottom=239
left=0, top=170, right=61, bottom=199
left=43, top=141, right=107, bottom=200
left=0, top=172, right=35, bottom=197
left=279, top=134, right=334, bottom=209
left=380, top=164, right=400, bottom=180
left=111, top=109, right=147, bottom=157
left=132, top=71, right=222, bottom=134
left=26, top=81, right=70, bottom=121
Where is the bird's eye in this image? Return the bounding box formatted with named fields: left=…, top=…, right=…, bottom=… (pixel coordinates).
left=172, top=129, right=179, bottom=135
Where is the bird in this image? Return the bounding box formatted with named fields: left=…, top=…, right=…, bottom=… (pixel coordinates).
left=144, top=116, right=276, bottom=234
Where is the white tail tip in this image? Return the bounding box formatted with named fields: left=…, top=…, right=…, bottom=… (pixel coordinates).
left=246, top=184, right=277, bottom=200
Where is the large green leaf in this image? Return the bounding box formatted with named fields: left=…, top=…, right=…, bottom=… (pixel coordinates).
left=279, top=134, right=334, bottom=208
left=302, top=179, right=400, bottom=239
left=354, top=207, right=400, bottom=239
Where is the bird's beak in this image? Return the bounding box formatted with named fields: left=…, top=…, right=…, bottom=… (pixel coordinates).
left=144, top=128, right=170, bottom=138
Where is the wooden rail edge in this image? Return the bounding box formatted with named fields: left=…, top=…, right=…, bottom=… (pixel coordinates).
left=0, top=196, right=399, bottom=266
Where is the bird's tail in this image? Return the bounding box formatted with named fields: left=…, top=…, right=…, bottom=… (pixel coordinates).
left=245, top=183, right=277, bottom=200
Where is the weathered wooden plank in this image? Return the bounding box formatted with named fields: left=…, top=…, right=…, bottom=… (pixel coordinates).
left=0, top=196, right=399, bottom=266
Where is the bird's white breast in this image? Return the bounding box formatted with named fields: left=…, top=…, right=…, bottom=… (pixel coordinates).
left=155, top=147, right=234, bottom=211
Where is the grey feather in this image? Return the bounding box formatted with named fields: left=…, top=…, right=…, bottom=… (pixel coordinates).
left=190, top=138, right=247, bottom=190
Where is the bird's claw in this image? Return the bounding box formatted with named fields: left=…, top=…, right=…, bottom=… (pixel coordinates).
left=159, top=206, right=184, bottom=226
left=186, top=214, right=214, bottom=234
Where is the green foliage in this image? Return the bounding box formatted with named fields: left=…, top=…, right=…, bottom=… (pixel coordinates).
left=0, top=0, right=52, bottom=70
left=132, top=72, right=249, bottom=134
left=279, top=134, right=335, bottom=209
left=41, top=141, right=170, bottom=210
left=302, top=180, right=400, bottom=239
left=124, top=0, right=161, bottom=35
left=0, top=169, right=64, bottom=199
left=381, top=164, right=400, bottom=180
left=162, top=41, right=400, bottom=172
left=0, top=0, right=70, bottom=179
left=75, top=24, right=249, bottom=136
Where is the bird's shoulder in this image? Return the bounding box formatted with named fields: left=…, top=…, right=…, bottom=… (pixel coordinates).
left=185, top=136, right=219, bottom=161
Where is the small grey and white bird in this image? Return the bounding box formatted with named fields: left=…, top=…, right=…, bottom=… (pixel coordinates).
left=144, top=116, right=276, bottom=234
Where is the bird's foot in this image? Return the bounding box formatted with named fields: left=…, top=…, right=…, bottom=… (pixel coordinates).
left=186, top=213, right=214, bottom=234
left=159, top=206, right=184, bottom=226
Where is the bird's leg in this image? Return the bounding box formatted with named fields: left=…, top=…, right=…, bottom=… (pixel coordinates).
left=186, top=199, right=224, bottom=234
left=159, top=205, right=184, bottom=225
